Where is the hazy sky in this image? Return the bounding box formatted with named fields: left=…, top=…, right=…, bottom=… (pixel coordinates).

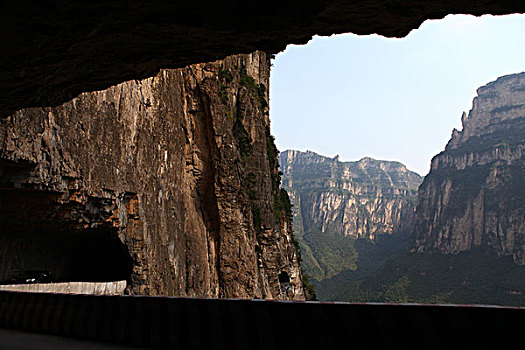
left=270, top=14, right=525, bottom=176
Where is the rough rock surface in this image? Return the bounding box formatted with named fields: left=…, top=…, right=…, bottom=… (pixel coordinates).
left=2, top=1, right=523, bottom=116
left=0, top=51, right=304, bottom=300
left=280, top=150, right=422, bottom=240
left=412, top=72, right=525, bottom=265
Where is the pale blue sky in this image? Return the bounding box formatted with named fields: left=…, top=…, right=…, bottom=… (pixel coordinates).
left=270, top=14, right=525, bottom=176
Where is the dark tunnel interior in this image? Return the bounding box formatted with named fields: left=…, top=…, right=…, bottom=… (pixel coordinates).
left=0, top=226, right=133, bottom=284
left=0, top=183, right=133, bottom=284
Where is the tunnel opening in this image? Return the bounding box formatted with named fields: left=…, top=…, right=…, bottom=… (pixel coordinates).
left=271, top=14, right=525, bottom=305
left=54, top=228, right=132, bottom=283
left=0, top=226, right=133, bottom=285
left=0, top=179, right=133, bottom=286
left=278, top=271, right=290, bottom=284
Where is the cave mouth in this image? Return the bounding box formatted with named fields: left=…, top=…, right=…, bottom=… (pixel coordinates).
left=0, top=226, right=133, bottom=285
left=1, top=161, right=133, bottom=286
left=278, top=271, right=291, bottom=284
left=52, top=228, right=133, bottom=283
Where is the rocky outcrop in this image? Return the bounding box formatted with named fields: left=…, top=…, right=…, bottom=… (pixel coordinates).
left=280, top=150, right=422, bottom=240
left=413, top=72, right=525, bottom=265
left=0, top=51, right=304, bottom=300
left=3, top=1, right=523, bottom=116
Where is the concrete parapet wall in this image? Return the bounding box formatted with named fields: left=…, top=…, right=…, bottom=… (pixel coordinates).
left=0, top=281, right=126, bottom=295
left=0, top=291, right=523, bottom=349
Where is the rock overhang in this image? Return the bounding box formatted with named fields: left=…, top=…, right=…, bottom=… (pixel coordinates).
left=2, top=0, right=523, bottom=116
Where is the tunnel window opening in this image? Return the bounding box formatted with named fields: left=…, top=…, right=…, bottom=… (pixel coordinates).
left=0, top=182, right=133, bottom=287
left=56, top=229, right=133, bottom=283
left=278, top=271, right=290, bottom=284
left=0, top=227, right=132, bottom=285
left=271, top=14, right=525, bottom=305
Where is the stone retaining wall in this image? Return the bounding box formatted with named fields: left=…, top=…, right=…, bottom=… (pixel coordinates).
left=0, top=281, right=126, bottom=295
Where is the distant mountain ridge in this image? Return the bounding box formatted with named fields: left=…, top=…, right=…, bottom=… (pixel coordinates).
left=280, top=150, right=422, bottom=240
left=281, top=150, right=422, bottom=195
left=279, top=150, right=422, bottom=281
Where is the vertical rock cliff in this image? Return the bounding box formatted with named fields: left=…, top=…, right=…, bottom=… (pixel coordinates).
left=280, top=150, right=422, bottom=240
left=0, top=52, right=305, bottom=300
left=413, top=72, right=525, bottom=265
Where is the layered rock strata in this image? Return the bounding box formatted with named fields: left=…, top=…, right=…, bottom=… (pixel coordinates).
left=280, top=150, right=422, bottom=240
left=0, top=52, right=304, bottom=300
left=413, top=72, right=525, bottom=265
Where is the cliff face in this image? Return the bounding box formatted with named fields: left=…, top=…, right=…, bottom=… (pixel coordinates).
left=0, top=51, right=305, bottom=300
left=280, top=150, right=422, bottom=240
left=413, top=72, right=525, bottom=265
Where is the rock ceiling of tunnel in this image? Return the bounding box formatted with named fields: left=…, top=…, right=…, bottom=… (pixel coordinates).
left=2, top=0, right=523, bottom=116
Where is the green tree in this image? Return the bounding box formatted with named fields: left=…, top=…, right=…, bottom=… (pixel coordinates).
left=383, top=275, right=410, bottom=303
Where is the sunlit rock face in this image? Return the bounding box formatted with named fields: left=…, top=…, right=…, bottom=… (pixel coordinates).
left=0, top=52, right=305, bottom=300
left=280, top=150, right=422, bottom=240
left=2, top=1, right=522, bottom=116
left=413, top=72, right=525, bottom=265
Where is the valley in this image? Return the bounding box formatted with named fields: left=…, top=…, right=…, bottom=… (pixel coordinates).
left=280, top=72, right=525, bottom=306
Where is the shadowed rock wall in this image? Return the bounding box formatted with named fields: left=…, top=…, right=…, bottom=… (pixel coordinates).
left=0, top=52, right=304, bottom=299
left=2, top=1, right=523, bottom=115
